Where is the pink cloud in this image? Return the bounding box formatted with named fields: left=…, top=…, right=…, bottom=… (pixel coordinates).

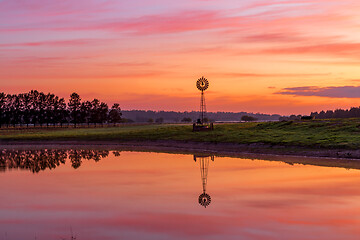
left=262, top=43, right=360, bottom=58
left=1, top=0, right=360, bottom=113
left=104, top=10, right=244, bottom=35
left=276, top=86, right=360, bottom=98
left=212, top=72, right=330, bottom=78
left=242, top=33, right=303, bottom=43
left=0, top=39, right=97, bottom=48
left=0, top=0, right=115, bottom=18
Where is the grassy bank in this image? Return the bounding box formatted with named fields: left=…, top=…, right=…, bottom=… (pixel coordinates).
left=1, top=119, right=360, bottom=150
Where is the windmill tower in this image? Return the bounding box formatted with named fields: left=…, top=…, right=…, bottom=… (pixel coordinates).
left=193, top=77, right=213, bottom=131
left=194, top=155, right=214, bottom=208
left=196, top=76, right=209, bottom=124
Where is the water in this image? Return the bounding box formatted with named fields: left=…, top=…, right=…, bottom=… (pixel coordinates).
left=1, top=148, right=360, bottom=240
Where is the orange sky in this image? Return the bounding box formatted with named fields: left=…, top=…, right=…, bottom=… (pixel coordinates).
left=1, top=0, right=360, bottom=115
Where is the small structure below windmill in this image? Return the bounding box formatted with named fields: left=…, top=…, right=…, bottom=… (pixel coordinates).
left=193, top=76, right=214, bottom=131
left=194, top=154, right=214, bottom=208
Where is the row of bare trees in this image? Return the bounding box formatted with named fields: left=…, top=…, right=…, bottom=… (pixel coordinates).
left=0, top=90, right=122, bottom=128
left=0, top=149, right=120, bottom=173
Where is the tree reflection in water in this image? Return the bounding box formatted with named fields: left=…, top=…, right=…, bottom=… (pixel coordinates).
left=0, top=149, right=121, bottom=173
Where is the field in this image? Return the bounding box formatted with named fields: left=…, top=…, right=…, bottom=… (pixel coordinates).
left=1, top=119, right=360, bottom=150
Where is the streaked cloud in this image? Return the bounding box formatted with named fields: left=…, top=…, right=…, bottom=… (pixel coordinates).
left=1, top=0, right=360, bottom=114
left=0, top=39, right=100, bottom=48
left=212, top=72, right=330, bottom=78
left=262, top=43, right=360, bottom=59
left=277, top=86, right=360, bottom=98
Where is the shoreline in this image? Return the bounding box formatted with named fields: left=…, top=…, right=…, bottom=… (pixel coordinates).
left=2, top=140, right=360, bottom=171
left=1, top=139, right=360, bottom=160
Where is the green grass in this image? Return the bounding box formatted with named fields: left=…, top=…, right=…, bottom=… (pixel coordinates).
left=1, top=119, right=360, bottom=149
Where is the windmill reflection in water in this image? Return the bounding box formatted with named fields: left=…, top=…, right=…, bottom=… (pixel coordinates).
left=193, top=154, right=214, bottom=208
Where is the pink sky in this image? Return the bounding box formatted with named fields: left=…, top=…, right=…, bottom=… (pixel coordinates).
left=1, top=0, right=360, bottom=114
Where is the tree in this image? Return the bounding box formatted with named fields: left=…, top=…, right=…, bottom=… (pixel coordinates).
left=8, top=94, right=20, bottom=127
left=13, top=94, right=24, bottom=127
left=324, top=110, right=334, bottom=119
left=29, top=90, right=40, bottom=126
left=0, top=93, right=6, bottom=128
left=289, top=115, right=299, bottom=121
left=80, top=101, right=92, bottom=126
left=37, top=92, right=47, bottom=127
left=90, top=99, right=100, bottom=126
left=98, top=102, right=109, bottom=125
left=3, top=94, right=12, bottom=127
left=22, top=93, right=32, bottom=127
left=155, top=117, right=164, bottom=123
left=108, top=103, right=122, bottom=126
left=89, top=99, right=108, bottom=126
left=181, top=117, right=192, bottom=123
left=68, top=93, right=81, bottom=128
left=45, top=93, right=55, bottom=127
left=241, top=115, right=258, bottom=122
left=121, top=118, right=134, bottom=123
left=55, top=97, right=67, bottom=127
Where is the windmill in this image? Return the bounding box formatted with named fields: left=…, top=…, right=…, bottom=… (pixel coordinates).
left=194, top=155, right=214, bottom=208
left=196, top=76, right=209, bottom=124
left=193, top=77, right=213, bottom=131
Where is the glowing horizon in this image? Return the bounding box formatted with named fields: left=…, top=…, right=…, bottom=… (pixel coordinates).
left=1, top=0, right=360, bottom=115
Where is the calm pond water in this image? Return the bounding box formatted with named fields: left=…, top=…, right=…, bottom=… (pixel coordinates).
left=1, top=148, right=360, bottom=240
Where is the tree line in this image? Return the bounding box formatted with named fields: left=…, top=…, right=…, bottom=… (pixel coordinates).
left=310, top=107, right=360, bottom=119
left=0, top=90, right=122, bottom=128
left=121, top=110, right=281, bottom=123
